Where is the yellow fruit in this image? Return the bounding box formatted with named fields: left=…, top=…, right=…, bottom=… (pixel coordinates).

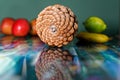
left=83, top=16, right=107, bottom=33
left=77, top=32, right=110, bottom=43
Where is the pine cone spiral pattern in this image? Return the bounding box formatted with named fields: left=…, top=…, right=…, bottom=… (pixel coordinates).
left=35, top=48, right=74, bottom=80
left=36, top=4, right=78, bottom=47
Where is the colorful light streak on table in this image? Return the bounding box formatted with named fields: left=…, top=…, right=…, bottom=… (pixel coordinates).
left=0, top=33, right=120, bottom=80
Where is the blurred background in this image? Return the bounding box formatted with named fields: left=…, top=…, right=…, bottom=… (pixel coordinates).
left=0, top=0, right=119, bottom=36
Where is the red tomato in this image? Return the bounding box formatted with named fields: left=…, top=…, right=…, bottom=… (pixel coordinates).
left=12, top=18, right=30, bottom=37
left=0, top=17, right=15, bottom=35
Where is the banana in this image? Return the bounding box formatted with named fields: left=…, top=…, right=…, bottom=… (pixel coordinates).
left=77, top=32, right=110, bottom=43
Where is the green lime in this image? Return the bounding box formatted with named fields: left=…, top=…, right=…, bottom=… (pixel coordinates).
left=83, top=16, right=107, bottom=33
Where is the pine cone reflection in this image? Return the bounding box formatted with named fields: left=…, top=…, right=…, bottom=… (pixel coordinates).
left=36, top=4, right=78, bottom=47
left=35, top=48, right=74, bottom=80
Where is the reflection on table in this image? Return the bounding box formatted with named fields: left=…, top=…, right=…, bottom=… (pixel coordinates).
left=0, top=34, right=120, bottom=80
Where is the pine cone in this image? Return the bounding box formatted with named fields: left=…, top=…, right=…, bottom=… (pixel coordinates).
left=36, top=4, right=78, bottom=47
left=35, top=47, right=73, bottom=80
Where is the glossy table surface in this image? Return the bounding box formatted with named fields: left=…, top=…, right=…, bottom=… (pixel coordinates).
left=0, top=33, right=120, bottom=80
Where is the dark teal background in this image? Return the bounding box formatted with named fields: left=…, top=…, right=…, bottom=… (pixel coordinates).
left=0, top=0, right=119, bottom=36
